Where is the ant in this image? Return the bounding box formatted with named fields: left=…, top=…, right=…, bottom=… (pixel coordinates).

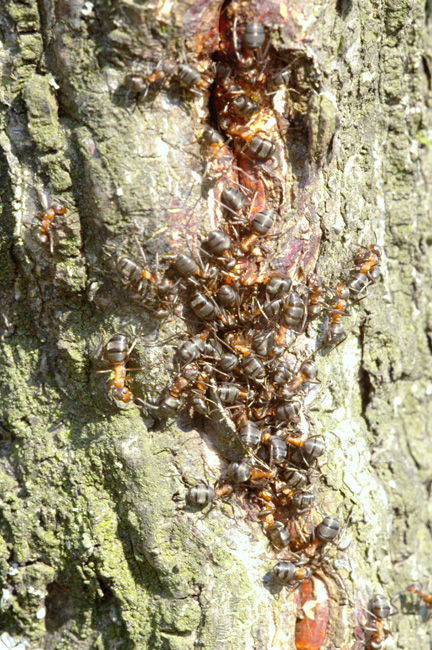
left=117, top=238, right=179, bottom=317
left=305, top=273, right=325, bottom=322
left=278, top=360, right=320, bottom=399
left=273, top=559, right=312, bottom=589
left=229, top=455, right=278, bottom=490
left=144, top=358, right=210, bottom=418
left=186, top=480, right=233, bottom=508
left=165, top=363, right=201, bottom=400
left=184, top=472, right=247, bottom=526
left=201, top=126, right=237, bottom=183
left=124, top=56, right=212, bottom=109
left=117, top=256, right=157, bottom=294
left=124, top=61, right=176, bottom=105
left=255, top=472, right=313, bottom=532
left=238, top=209, right=276, bottom=256
left=253, top=484, right=277, bottom=528
left=97, top=334, right=141, bottom=404
left=323, top=282, right=350, bottom=346
left=281, top=292, right=307, bottom=331
left=231, top=19, right=272, bottom=87
left=348, top=243, right=382, bottom=300
left=34, top=200, right=66, bottom=255
left=224, top=127, right=277, bottom=164
left=407, top=582, right=432, bottom=610
left=295, top=515, right=342, bottom=558
left=364, top=594, right=395, bottom=650
left=176, top=57, right=214, bottom=97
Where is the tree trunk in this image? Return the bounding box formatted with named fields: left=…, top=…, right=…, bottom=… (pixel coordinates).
left=0, top=1, right=431, bottom=649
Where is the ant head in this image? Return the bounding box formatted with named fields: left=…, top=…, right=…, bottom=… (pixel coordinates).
left=307, top=273, right=323, bottom=288
left=117, top=386, right=132, bottom=403
left=336, top=283, right=350, bottom=300
left=51, top=201, right=66, bottom=215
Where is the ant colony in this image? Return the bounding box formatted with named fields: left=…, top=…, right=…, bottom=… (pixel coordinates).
left=32, top=0, right=414, bottom=648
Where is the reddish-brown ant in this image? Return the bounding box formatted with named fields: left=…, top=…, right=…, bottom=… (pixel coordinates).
left=97, top=334, right=141, bottom=404
left=407, top=582, right=432, bottom=608
left=166, top=363, right=201, bottom=400
left=124, top=61, right=174, bottom=100
left=297, top=516, right=342, bottom=558
left=255, top=486, right=276, bottom=528
left=187, top=481, right=234, bottom=507
left=35, top=200, right=66, bottom=255
left=364, top=594, right=395, bottom=650
left=117, top=256, right=157, bottom=293
left=124, top=58, right=212, bottom=107
left=348, top=243, right=382, bottom=300
left=305, top=273, right=324, bottom=321
left=324, top=282, right=350, bottom=346
left=117, top=248, right=178, bottom=317
left=238, top=209, right=275, bottom=256
left=278, top=360, right=320, bottom=398
left=233, top=20, right=271, bottom=69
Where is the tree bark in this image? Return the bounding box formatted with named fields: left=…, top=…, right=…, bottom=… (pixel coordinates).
left=0, top=1, right=432, bottom=649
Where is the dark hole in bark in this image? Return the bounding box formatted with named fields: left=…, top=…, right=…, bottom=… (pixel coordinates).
left=336, top=0, right=353, bottom=18
left=45, top=579, right=76, bottom=633
left=359, top=366, right=373, bottom=416
left=422, top=55, right=432, bottom=90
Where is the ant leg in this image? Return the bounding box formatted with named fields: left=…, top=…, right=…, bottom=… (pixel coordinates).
left=233, top=17, right=244, bottom=64
left=48, top=229, right=54, bottom=256
left=96, top=368, right=114, bottom=375
left=326, top=333, right=348, bottom=351
left=223, top=499, right=240, bottom=525
left=259, top=39, right=271, bottom=63
left=350, top=287, right=372, bottom=304
left=127, top=335, right=141, bottom=357
left=292, top=519, right=309, bottom=544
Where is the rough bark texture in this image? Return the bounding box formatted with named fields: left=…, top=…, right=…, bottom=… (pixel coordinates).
left=0, top=1, right=432, bottom=649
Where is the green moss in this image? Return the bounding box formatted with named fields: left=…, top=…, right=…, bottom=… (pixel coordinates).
left=6, top=1, right=40, bottom=30
left=416, top=130, right=431, bottom=147
left=24, top=75, right=65, bottom=153
left=18, top=33, right=43, bottom=63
